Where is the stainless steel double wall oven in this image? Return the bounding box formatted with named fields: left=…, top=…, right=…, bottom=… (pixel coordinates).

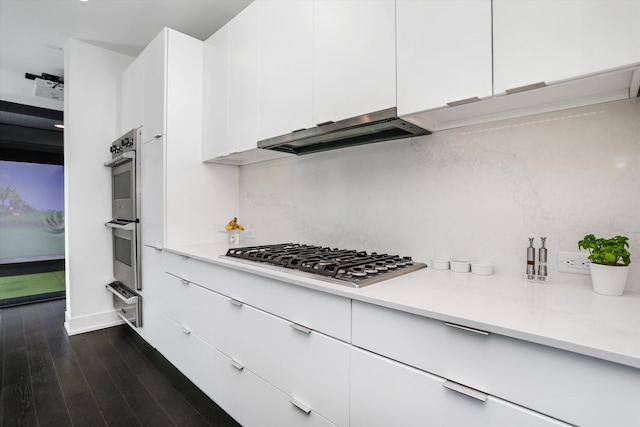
left=104, top=129, right=141, bottom=327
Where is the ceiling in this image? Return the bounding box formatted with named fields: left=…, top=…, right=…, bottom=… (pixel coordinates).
left=0, top=0, right=252, bottom=152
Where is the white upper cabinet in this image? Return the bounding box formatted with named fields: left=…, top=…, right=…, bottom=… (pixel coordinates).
left=227, top=3, right=260, bottom=154
left=141, top=31, right=167, bottom=142
left=396, top=0, right=492, bottom=116
left=313, top=0, right=396, bottom=125
left=119, top=56, right=144, bottom=135
left=258, top=0, right=314, bottom=141
left=202, top=23, right=230, bottom=161
left=493, top=0, right=640, bottom=94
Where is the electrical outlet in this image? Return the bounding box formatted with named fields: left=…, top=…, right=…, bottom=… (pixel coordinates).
left=558, top=251, right=591, bottom=275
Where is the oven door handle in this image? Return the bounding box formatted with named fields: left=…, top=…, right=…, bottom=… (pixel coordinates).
left=104, top=151, right=136, bottom=167
left=105, top=221, right=136, bottom=231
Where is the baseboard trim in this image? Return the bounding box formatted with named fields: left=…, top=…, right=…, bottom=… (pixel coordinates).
left=64, top=308, right=123, bottom=336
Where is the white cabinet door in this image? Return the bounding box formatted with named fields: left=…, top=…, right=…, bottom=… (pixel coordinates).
left=138, top=245, right=165, bottom=347
left=214, top=353, right=337, bottom=427
left=493, top=0, right=640, bottom=94
left=313, top=0, right=396, bottom=124
left=141, top=29, right=166, bottom=142
left=227, top=3, right=260, bottom=154
left=140, top=136, right=164, bottom=249
left=258, top=0, right=314, bottom=141
left=195, top=295, right=350, bottom=427
left=202, top=23, right=230, bottom=160
left=351, top=347, right=569, bottom=427
left=119, top=56, right=143, bottom=134
left=396, top=0, right=492, bottom=116
left=352, top=301, right=640, bottom=427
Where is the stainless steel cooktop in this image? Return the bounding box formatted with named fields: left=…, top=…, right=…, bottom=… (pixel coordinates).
left=221, top=243, right=427, bottom=288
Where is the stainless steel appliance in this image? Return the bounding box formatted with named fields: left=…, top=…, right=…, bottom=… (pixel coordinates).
left=222, top=243, right=427, bottom=287
left=105, top=129, right=138, bottom=222
left=106, top=281, right=141, bottom=328
left=257, top=107, right=430, bottom=155
left=105, top=129, right=142, bottom=327
left=106, top=220, right=140, bottom=290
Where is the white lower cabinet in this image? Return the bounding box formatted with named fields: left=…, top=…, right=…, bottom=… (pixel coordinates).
left=158, top=315, right=221, bottom=401
left=351, top=347, right=568, bottom=427
left=352, top=300, right=640, bottom=427
left=157, top=254, right=349, bottom=426
left=215, top=355, right=336, bottom=427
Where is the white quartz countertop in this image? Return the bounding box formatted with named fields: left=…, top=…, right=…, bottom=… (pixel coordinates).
left=165, top=243, right=640, bottom=369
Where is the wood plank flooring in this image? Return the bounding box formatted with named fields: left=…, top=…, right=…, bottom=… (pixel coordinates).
left=0, top=299, right=241, bottom=427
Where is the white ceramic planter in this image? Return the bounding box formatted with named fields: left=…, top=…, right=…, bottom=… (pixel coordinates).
left=589, top=263, right=630, bottom=296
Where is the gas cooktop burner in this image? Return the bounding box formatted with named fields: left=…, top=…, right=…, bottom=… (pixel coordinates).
left=222, top=243, right=427, bottom=288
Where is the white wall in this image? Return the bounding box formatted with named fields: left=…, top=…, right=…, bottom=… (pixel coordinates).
left=64, top=39, right=133, bottom=335
left=239, top=98, right=640, bottom=291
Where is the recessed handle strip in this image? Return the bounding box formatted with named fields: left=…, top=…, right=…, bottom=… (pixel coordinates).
left=447, top=96, right=481, bottom=107
left=442, top=380, right=488, bottom=402
left=505, top=81, right=547, bottom=94
left=230, top=360, right=244, bottom=371
left=289, top=399, right=312, bottom=414
left=444, top=322, right=489, bottom=336
left=290, top=323, right=312, bottom=334
left=229, top=299, right=243, bottom=307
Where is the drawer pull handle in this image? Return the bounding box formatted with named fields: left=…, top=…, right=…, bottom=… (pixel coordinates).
left=229, top=299, right=243, bottom=307
left=316, top=120, right=335, bottom=127
left=443, top=380, right=488, bottom=402
left=181, top=326, right=191, bottom=335
left=180, top=278, right=190, bottom=285
left=505, top=81, right=547, bottom=94
left=230, top=360, right=244, bottom=371
left=290, top=323, right=312, bottom=334
left=289, top=398, right=312, bottom=414
left=444, top=322, right=489, bottom=336
left=154, top=134, right=162, bottom=139
left=291, top=128, right=306, bottom=133
left=446, top=96, right=481, bottom=107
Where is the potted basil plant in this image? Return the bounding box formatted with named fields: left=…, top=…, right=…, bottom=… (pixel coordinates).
left=578, top=234, right=631, bottom=296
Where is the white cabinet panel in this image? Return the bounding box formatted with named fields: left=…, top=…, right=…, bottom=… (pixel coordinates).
left=351, top=347, right=569, bottom=427
left=141, top=30, right=166, bottom=142
left=396, top=0, right=492, bottom=116
left=158, top=315, right=222, bottom=402
left=313, top=0, right=396, bottom=124
left=164, top=254, right=352, bottom=342
left=140, top=136, right=164, bottom=249
left=119, top=56, right=143, bottom=134
left=202, top=24, right=230, bottom=160
left=258, top=0, right=314, bottom=140
left=215, top=354, right=337, bottom=427
left=493, top=0, right=640, bottom=94
left=352, top=301, right=640, bottom=427
left=228, top=3, right=260, bottom=154
left=195, top=295, right=350, bottom=427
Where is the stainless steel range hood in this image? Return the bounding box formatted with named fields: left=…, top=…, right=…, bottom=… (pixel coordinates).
left=257, top=107, right=431, bottom=155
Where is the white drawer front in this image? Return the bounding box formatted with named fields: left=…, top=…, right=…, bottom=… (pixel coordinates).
left=352, top=301, right=640, bottom=427
left=215, top=353, right=337, bottom=427
left=187, top=287, right=350, bottom=427
left=351, top=347, right=569, bottom=427
left=164, top=251, right=351, bottom=342
left=156, top=316, right=221, bottom=402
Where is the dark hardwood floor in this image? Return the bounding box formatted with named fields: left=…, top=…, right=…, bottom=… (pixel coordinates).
left=0, top=299, right=241, bottom=427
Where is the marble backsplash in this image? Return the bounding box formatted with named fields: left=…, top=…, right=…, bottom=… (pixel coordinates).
left=238, top=98, right=640, bottom=291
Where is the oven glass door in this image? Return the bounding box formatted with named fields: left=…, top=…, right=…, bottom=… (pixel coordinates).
left=110, top=158, right=137, bottom=222
left=107, top=221, right=140, bottom=290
